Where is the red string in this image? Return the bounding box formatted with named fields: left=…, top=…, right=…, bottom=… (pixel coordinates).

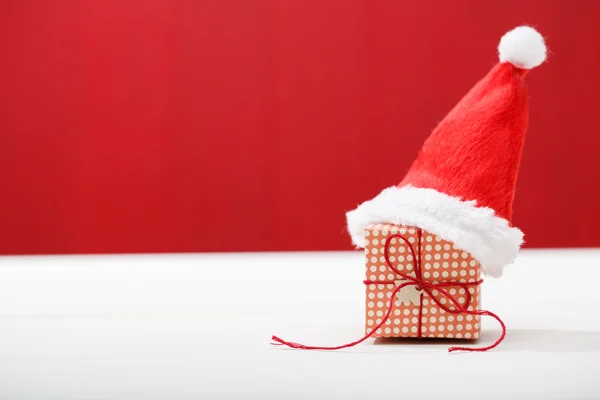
left=271, top=281, right=413, bottom=350
left=271, top=228, right=506, bottom=353
left=415, top=231, right=424, bottom=339
left=417, top=292, right=424, bottom=339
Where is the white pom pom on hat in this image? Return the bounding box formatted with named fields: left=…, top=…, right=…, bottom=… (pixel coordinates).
left=498, top=26, right=547, bottom=69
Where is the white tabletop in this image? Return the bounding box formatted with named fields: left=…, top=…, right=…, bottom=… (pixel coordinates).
left=1, top=249, right=599, bottom=399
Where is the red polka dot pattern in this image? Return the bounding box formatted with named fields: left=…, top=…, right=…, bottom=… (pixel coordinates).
left=364, top=224, right=481, bottom=340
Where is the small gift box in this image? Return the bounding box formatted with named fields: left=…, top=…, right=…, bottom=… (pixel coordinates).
left=364, top=223, right=482, bottom=340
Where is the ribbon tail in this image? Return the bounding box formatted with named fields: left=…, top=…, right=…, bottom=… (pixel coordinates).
left=270, top=282, right=411, bottom=351
left=270, top=336, right=311, bottom=349
left=270, top=334, right=369, bottom=351
left=447, top=310, right=506, bottom=353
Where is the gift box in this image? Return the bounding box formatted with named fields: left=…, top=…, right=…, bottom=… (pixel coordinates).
left=364, top=223, right=482, bottom=340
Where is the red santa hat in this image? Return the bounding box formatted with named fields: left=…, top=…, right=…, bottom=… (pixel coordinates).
left=346, top=26, right=547, bottom=278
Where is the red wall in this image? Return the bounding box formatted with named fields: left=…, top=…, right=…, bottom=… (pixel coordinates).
left=1, top=0, right=599, bottom=255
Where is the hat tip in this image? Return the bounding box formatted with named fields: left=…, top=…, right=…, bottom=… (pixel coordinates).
left=498, top=26, right=547, bottom=70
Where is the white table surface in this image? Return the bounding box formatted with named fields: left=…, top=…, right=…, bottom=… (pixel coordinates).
left=1, top=249, right=599, bottom=399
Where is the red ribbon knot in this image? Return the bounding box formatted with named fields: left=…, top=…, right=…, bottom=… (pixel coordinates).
left=272, top=228, right=506, bottom=352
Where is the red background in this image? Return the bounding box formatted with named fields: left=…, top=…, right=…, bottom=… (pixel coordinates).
left=1, top=0, right=599, bottom=255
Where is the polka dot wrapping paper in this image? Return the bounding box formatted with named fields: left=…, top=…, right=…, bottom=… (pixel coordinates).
left=364, top=224, right=481, bottom=340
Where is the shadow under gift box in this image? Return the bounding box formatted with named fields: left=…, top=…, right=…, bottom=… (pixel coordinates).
left=364, top=224, right=482, bottom=340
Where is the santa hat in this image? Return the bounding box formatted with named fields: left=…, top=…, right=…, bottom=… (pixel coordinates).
left=346, top=26, right=547, bottom=278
